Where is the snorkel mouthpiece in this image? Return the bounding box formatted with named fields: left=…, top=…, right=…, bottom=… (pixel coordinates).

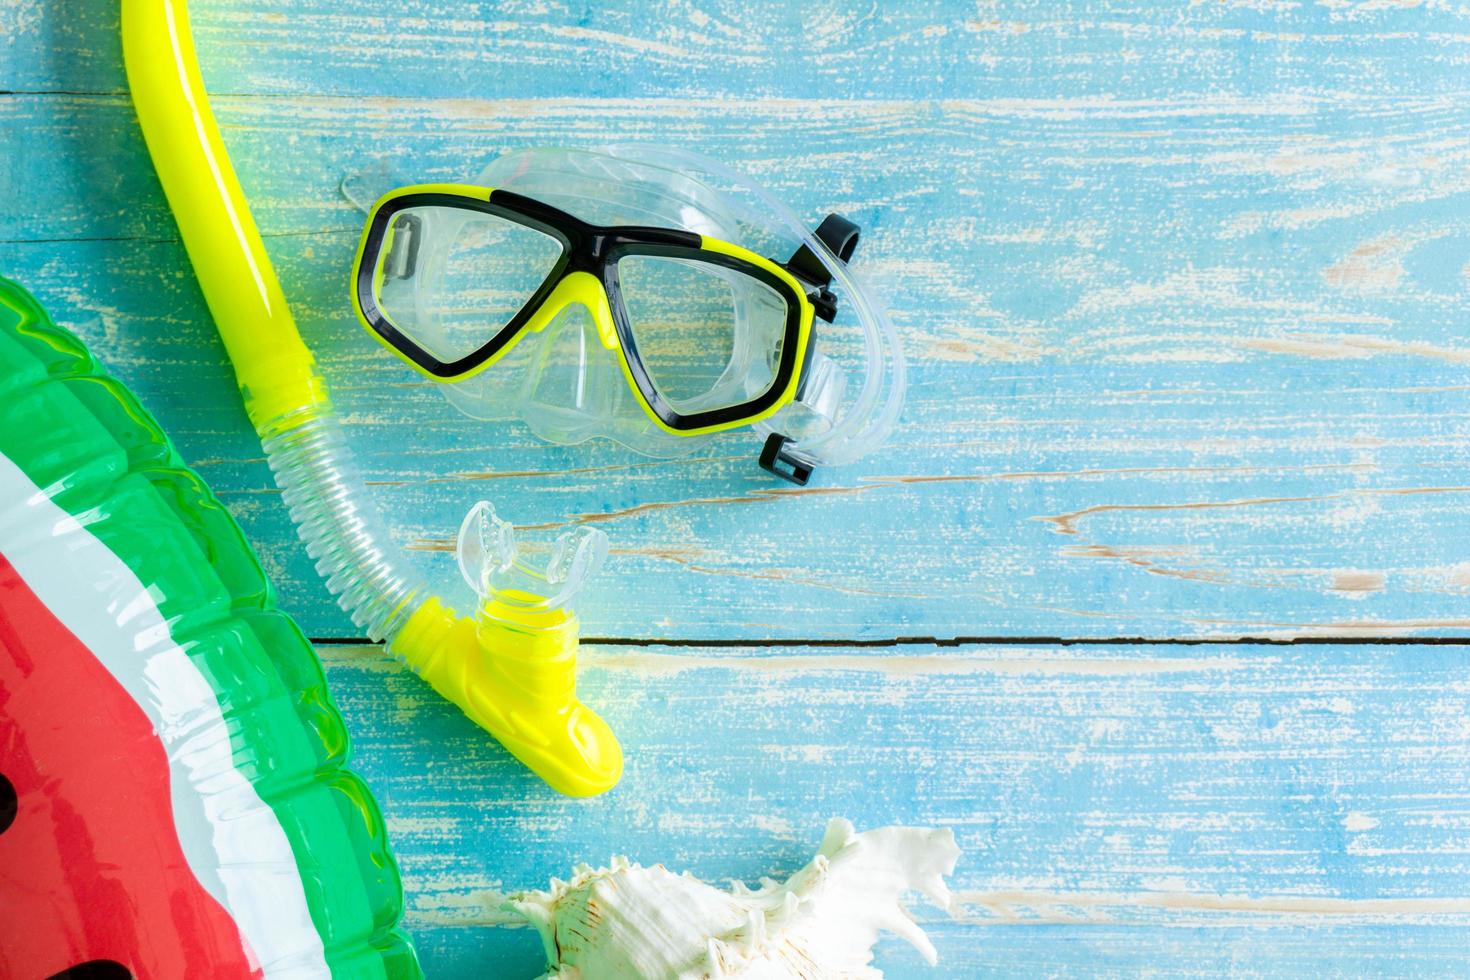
left=457, top=501, right=608, bottom=615
left=435, top=502, right=620, bottom=795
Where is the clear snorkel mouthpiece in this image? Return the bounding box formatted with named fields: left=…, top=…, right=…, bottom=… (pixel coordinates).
left=456, top=500, right=607, bottom=614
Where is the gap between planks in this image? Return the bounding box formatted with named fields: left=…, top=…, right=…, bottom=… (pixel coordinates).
left=310, top=635, right=1470, bottom=647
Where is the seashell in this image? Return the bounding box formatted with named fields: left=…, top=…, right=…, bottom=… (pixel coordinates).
left=506, top=818, right=960, bottom=979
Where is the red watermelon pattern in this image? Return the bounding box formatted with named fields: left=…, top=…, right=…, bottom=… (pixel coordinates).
left=0, top=549, right=264, bottom=976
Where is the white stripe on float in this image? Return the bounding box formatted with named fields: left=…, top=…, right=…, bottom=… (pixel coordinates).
left=0, top=451, right=330, bottom=978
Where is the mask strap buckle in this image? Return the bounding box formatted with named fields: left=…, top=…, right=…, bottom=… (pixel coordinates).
left=759, top=434, right=815, bottom=486
left=761, top=214, right=862, bottom=485
left=783, top=213, right=861, bottom=323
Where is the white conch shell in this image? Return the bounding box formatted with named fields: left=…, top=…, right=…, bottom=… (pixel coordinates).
left=506, top=818, right=960, bottom=979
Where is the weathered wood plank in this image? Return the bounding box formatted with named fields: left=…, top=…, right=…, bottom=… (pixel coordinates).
left=3, top=86, right=1469, bottom=637
left=408, top=921, right=1470, bottom=978
left=323, top=641, right=1470, bottom=975
left=6, top=0, right=1469, bottom=101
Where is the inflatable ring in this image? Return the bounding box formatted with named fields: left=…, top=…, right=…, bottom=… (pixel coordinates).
left=0, top=276, right=421, bottom=978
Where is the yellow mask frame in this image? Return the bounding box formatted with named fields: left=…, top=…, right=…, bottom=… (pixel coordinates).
left=351, top=183, right=817, bottom=438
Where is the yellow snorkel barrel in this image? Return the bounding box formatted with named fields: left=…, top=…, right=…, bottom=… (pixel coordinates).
left=121, top=0, right=623, bottom=797
left=119, top=0, right=324, bottom=429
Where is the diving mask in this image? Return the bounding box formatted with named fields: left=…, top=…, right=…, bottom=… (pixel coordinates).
left=350, top=146, right=905, bottom=484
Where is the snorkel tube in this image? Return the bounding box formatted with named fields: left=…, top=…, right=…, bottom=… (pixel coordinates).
left=120, top=0, right=622, bottom=796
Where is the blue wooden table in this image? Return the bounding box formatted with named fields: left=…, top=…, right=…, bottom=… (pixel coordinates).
left=6, top=2, right=1470, bottom=975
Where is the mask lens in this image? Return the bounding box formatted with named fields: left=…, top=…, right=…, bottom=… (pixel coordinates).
left=370, top=203, right=563, bottom=365
left=617, top=254, right=791, bottom=414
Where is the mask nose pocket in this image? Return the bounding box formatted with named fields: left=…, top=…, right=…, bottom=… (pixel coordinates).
left=440, top=294, right=693, bottom=457
left=521, top=304, right=639, bottom=445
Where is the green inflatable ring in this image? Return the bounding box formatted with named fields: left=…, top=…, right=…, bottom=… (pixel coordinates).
left=0, top=275, right=421, bottom=979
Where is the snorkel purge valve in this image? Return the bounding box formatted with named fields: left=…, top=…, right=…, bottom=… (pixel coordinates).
left=123, top=0, right=620, bottom=796
left=123, top=1, right=902, bottom=797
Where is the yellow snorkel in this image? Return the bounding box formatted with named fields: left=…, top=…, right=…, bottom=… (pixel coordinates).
left=120, top=0, right=623, bottom=796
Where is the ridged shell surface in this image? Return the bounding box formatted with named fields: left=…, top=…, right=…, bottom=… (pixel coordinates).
left=507, top=818, right=960, bottom=979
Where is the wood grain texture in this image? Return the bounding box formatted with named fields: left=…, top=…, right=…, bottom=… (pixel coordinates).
left=6, top=2, right=1470, bottom=101
left=6, top=3, right=1470, bottom=975
left=325, top=641, right=1470, bottom=976
left=5, top=80, right=1470, bottom=638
